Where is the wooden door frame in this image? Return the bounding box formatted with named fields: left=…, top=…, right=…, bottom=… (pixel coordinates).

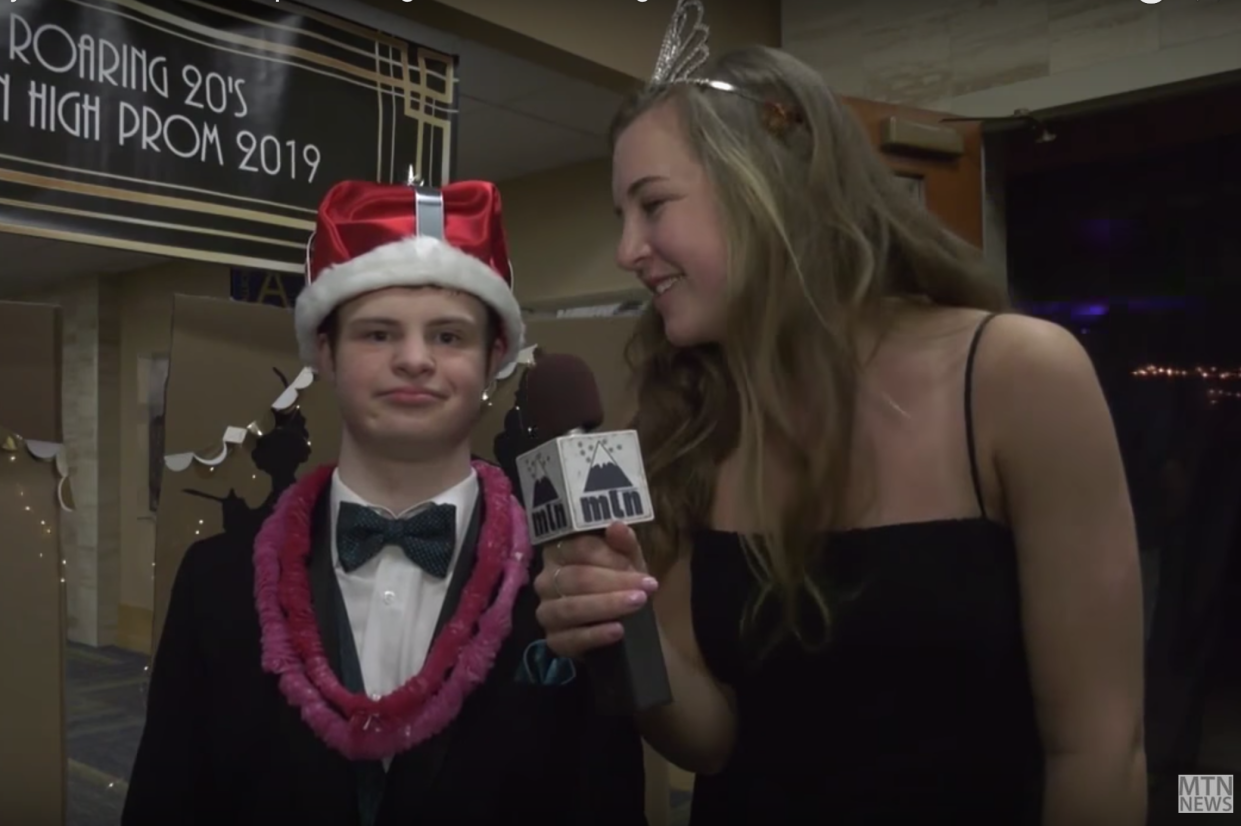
left=842, top=96, right=985, bottom=250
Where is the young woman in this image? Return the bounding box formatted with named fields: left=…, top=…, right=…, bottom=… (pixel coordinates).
left=534, top=45, right=1146, bottom=824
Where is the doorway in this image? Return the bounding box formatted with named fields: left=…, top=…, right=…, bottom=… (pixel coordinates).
left=1000, top=76, right=1241, bottom=818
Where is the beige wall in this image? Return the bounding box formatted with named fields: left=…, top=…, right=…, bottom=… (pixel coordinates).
left=115, top=263, right=229, bottom=651
left=17, top=276, right=120, bottom=648
left=502, top=158, right=644, bottom=309
left=16, top=262, right=228, bottom=652
left=783, top=0, right=1241, bottom=115
left=374, top=0, right=780, bottom=90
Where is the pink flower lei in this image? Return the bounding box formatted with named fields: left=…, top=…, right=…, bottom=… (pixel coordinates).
left=252, top=460, right=532, bottom=761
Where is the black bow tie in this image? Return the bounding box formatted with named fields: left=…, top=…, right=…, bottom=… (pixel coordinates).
left=335, top=501, right=457, bottom=578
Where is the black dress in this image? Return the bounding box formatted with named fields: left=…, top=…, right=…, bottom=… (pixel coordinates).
left=688, top=315, right=1044, bottom=824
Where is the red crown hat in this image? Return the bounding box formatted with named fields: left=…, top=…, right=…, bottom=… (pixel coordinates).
left=294, top=178, right=524, bottom=372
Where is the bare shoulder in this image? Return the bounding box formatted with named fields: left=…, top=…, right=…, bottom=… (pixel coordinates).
left=973, top=313, right=1114, bottom=465
left=978, top=313, right=1094, bottom=379
left=974, top=313, right=1102, bottom=410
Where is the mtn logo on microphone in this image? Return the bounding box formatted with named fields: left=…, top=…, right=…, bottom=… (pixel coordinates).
left=526, top=449, right=568, bottom=538
left=515, top=430, right=654, bottom=545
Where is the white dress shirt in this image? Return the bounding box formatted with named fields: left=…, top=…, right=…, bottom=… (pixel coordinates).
left=329, top=469, right=479, bottom=705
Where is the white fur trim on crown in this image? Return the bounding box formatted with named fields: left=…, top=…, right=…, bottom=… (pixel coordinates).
left=294, top=234, right=525, bottom=373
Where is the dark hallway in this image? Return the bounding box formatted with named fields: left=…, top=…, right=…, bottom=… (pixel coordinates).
left=1004, top=79, right=1241, bottom=821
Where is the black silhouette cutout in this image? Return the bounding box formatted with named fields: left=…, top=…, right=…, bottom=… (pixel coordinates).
left=148, top=356, right=172, bottom=512
left=181, top=368, right=313, bottom=543
left=149, top=413, right=166, bottom=512
left=492, top=368, right=536, bottom=506
left=250, top=368, right=312, bottom=506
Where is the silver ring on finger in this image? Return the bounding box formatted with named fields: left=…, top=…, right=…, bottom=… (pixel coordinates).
left=552, top=564, right=567, bottom=599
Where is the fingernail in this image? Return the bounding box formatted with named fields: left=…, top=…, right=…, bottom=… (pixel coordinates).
left=626, top=591, right=647, bottom=606
left=640, top=576, right=659, bottom=592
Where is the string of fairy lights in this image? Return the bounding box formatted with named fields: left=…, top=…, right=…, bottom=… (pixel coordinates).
left=1131, top=364, right=1241, bottom=405
left=5, top=447, right=66, bottom=582
left=4, top=442, right=110, bottom=790
left=1131, top=365, right=1241, bottom=381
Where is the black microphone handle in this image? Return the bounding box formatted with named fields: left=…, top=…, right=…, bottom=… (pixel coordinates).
left=527, top=423, right=671, bottom=714
left=584, top=597, right=673, bottom=715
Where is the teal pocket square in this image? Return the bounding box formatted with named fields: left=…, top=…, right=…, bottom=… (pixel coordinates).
left=516, top=640, right=576, bottom=686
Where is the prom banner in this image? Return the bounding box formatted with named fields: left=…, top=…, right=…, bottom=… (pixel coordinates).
left=0, top=0, right=458, bottom=272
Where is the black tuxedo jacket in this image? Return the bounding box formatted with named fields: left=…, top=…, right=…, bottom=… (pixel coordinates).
left=122, top=486, right=648, bottom=826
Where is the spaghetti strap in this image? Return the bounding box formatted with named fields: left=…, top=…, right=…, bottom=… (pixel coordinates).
left=964, top=313, right=998, bottom=519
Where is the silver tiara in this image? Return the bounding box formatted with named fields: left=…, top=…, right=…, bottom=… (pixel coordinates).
left=650, top=0, right=711, bottom=85
left=647, top=1, right=807, bottom=138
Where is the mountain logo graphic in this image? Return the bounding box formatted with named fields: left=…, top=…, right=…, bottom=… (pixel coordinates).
left=583, top=442, right=634, bottom=492
left=578, top=440, right=647, bottom=524
left=525, top=452, right=567, bottom=541
left=531, top=474, right=560, bottom=507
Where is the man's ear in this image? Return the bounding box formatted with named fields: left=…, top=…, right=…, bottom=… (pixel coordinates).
left=487, top=337, right=506, bottom=379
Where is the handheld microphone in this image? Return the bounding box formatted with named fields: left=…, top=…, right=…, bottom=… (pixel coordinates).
left=515, top=353, right=672, bottom=715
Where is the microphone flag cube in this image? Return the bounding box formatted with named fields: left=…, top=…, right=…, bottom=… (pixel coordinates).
left=515, top=430, right=654, bottom=546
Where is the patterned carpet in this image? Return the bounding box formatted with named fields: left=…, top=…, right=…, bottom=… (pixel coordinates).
left=64, top=643, right=148, bottom=826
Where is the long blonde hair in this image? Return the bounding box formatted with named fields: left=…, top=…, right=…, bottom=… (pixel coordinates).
left=612, top=46, right=1009, bottom=652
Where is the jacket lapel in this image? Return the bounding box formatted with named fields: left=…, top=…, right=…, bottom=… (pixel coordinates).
left=308, top=486, right=388, bottom=826
left=433, top=494, right=484, bottom=638
left=272, top=488, right=360, bottom=824
left=307, top=491, right=342, bottom=678
left=379, top=495, right=485, bottom=816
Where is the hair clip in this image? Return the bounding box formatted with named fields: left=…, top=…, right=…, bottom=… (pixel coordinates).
left=761, top=101, right=805, bottom=139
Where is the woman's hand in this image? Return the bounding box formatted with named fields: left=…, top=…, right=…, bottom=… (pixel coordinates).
left=534, top=521, right=660, bottom=659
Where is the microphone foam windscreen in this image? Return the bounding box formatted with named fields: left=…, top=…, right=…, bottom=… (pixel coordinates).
left=522, top=352, right=604, bottom=441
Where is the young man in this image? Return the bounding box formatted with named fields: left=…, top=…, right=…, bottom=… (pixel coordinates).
left=123, top=179, right=648, bottom=826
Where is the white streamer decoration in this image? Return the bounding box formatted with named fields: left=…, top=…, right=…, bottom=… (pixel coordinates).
left=494, top=344, right=539, bottom=381
left=3, top=436, right=75, bottom=512
left=164, top=367, right=315, bottom=471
